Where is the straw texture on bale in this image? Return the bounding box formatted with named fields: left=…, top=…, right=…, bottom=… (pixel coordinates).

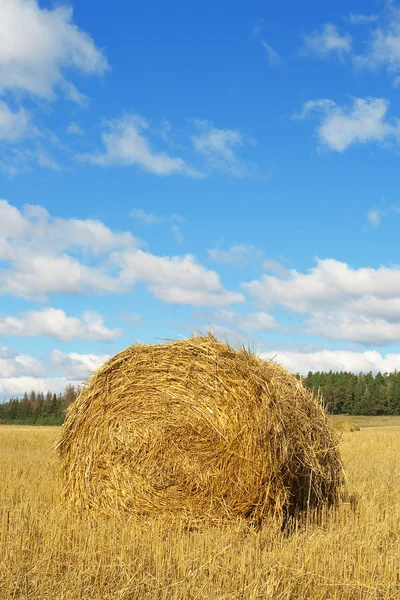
left=57, top=334, right=343, bottom=523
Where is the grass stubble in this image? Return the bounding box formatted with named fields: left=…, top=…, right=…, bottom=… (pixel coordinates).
left=0, top=423, right=399, bottom=600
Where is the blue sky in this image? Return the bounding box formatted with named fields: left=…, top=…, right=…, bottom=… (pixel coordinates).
left=2, top=0, right=400, bottom=396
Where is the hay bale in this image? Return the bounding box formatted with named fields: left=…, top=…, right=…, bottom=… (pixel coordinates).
left=333, top=421, right=360, bottom=433
left=57, top=334, right=344, bottom=523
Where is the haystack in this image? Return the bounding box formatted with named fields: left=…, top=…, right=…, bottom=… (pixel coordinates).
left=57, top=334, right=343, bottom=523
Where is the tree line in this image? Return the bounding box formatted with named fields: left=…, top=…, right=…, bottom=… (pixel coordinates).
left=0, top=385, right=79, bottom=425
left=1, top=370, right=400, bottom=424
left=303, top=370, right=400, bottom=415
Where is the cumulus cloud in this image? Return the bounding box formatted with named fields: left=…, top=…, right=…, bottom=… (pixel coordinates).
left=302, top=24, right=352, bottom=58
left=0, top=348, right=110, bottom=396
left=208, top=244, right=262, bottom=267
left=0, top=0, right=108, bottom=102
left=296, top=96, right=398, bottom=152
left=0, top=200, right=241, bottom=307
left=260, top=349, right=400, bottom=376
left=243, top=257, right=400, bottom=345
left=0, top=308, right=121, bottom=342
left=80, top=115, right=199, bottom=176
left=0, top=353, right=44, bottom=378
left=244, top=258, right=400, bottom=313
left=307, top=313, right=400, bottom=346
left=50, top=350, right=110, bottom=380
left=115, top=249, right=244, bottom=306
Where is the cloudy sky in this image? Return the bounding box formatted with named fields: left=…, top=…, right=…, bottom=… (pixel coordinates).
left=2, top=0, right=400, bottom=397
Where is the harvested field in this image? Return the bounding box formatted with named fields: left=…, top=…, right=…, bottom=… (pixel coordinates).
left=1, top=423, right=400, bottom=599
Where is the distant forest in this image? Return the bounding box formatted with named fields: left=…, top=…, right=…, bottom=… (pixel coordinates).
left=2, top=370, right=400, bottom=424
left=0, top=385, right=79, bottom=425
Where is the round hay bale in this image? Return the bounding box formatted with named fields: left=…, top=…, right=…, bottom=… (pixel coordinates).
left=57, top=334, right=344, bottom=523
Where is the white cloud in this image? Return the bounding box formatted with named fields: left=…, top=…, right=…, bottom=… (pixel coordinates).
left=130, top=208, right=160, bottom=224
left=263, top=259, right=290, bottom=279
left=307, top=313, right=400, bottom=346
left=50, top=350, right=110, bottom=380
left=302, top=24, right=352, bottom=58
left=119, top=312, right=141, bottom=325
left=208, top=244, right=261, bottom=266
left=260, top=348, right=400, bottom=375
left=0, top=101, right=34, bottom=141
left=243, top=258, right=400, bottom=313
left=296, top=96, right=398, bottom=152
left=368, top=209, right=382, bottom=226
left=367, top=205, right=400, bottom=227
left=0, top=0, right=108, bottom=102
left=67, top=121, right=83, bottom=135
left=260, top=41, right=281, bottom=66
left=80, top=115, right=199, bottom=176
left=347, top=13, right=378, bottom=25
left=0, top=353, right=44, bottom=378
left=0, top=200, right=241, bottom=307
left=355, top=7, right=400, bottom=83
left=244, top=257, right=400, bottom=345
left=192, top=119, right=252, bottom=176
left=208, top=308, right=277, bottom=332
left=0, top=348, right=110, bottom=397
left=116, top=249, right=244, bottom=306
left=171, top=224, right=184, bottom=245
left=0, top=199, right=139, bottom=255
left=0, top=145, right=61, bottom=176
left=0, top=308, right=121, bottom=342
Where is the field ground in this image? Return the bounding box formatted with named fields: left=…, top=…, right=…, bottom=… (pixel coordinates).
left=330, top=414, right=400, bottom=428
left=1, top=421, right=399, bottom=600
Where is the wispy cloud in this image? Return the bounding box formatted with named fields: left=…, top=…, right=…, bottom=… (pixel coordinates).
left=0, top=101, right=35, bottom=142
left=260, top=41, right=281, bottom=66
left=354, top=6, right=400, bottom=84
left=301, top=23, right=352, bottom=58
left=80, top=115, right=201, bottom=177
left=67, top=121, right=84, bottom=135
left=367, top=204, right=400, bottom=227
left=347, top=13, right=378, bottom=25
left=130, top=208, right=161, bottom=225
left=208, top=244, right=262, bottom=266
left=191, top=119, right=257, bottom=177
left=130, top=208, right=185, bottom=243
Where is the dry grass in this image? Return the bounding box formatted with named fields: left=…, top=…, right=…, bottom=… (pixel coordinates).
left=332, top=421, right=360, bottom=433
left=331, top=414, right=400, bottom=429
left=1, top=423, right=400, bottom=599
left=57, top=334, right=343, bottom=523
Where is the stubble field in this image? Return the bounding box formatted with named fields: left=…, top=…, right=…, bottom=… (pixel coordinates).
left=0, top=421, right=399, bottom=600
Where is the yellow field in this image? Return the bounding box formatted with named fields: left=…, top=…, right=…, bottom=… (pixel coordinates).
left=0, top=423, right=399, bottom=600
